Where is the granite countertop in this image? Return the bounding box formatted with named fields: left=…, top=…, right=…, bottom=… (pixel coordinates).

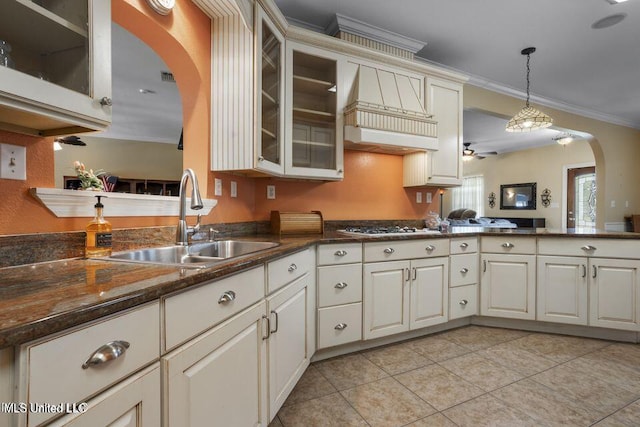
left=2, top=228, right=639, bottom=349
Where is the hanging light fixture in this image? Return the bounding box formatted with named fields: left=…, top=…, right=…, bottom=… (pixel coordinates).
left=506, top=47, right=553, bottom=132
left=553, top=133, right=575, bottom=145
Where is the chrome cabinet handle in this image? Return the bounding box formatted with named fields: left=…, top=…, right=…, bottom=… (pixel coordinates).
left=483, top=260, right=487, bottom=273
left=592, top=265, right=597, bottom=279
left=288, top=263, right=297, bottom=272
left=581, top=245, right=597, bottom=251
left=405, top=268, right=411, bottom=282
left=99, top=96, right=112, bottom=106
left=582, top=264, right=587, bottom=278
left=412, top=267, right=417, bottom=281
left=425, top=245, right=436, bottom=252
left=335, top=282, right=348, bottom=289
left=82, top=340, right=130, bottom=369
left=502, top=242, right=514, bottom=249
left=262, top=315, right=270, bottom=340
left=460, top=268, right=469, bottom=274
left=218, top=290, right=236, bottom=304
left=460, top=242, right=469, bottom=249
left=334, top=323, right=348, bottom=330
left=383, top=248, right=395, bottom=254
left=270, top=310, right=279, bottom=334
left=459, top=299, right=469, bottom=306
left=334, top=250, right=348, bottom=257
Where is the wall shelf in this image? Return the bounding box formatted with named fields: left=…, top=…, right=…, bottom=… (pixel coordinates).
left=31, top=188, right=218, bottom=218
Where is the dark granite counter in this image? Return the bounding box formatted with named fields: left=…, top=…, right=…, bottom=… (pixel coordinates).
left=2, top=228, right=639, bottom=349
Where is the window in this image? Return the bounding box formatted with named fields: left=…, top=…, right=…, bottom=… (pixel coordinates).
left=451, top=175, right=484, bottom=217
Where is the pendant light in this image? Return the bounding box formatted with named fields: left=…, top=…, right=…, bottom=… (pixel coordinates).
left=506, top=47, right=553, bottom=132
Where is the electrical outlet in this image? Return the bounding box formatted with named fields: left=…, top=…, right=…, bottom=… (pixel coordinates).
left=214, top=178, right=222, bottom=196
left=625, top=200, right=629, bottom=208
left=267, top=185, right=276, bottom=200
left=416, top=192, right=422, bottom=203
left=426, top=192, right=432, bottom=203
left=611, top=200, right=616, bottom=208
left=0, top=143, right=26, bottom=180
left=230, top=181, right=237, bottom=198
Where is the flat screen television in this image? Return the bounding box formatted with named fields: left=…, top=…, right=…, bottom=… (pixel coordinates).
left=500, top=182, right=537, bottom=210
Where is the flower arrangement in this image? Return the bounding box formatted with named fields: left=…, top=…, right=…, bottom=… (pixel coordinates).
left=74, top=161, right=105, bottom=191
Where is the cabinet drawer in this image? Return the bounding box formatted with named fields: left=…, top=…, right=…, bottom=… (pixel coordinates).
left=364, top=239, right=448, bottom=262
left=450, top=253, right=479, bottom=287
left=318, top=303, right=362, bottom=349
left=318, top=264, right=362, bottom=307
left=449, top=285, right=478, bottom=319
left=21, top=302, right=159, bottom=427
left=318, top=243, right=362, bottom=265
left=164, top=266, right=265, bottom=350
left=450, top=237, right=478, bottom=254
left=481, top=236, right=536, bottom=254
left=538, top=237, right=640, bottom=258
left=268, top=248, right=314, bottom=293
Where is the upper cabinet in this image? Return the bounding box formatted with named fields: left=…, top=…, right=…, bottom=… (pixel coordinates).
left=0, top=0, right=112, bottom=136
left=403, top=77, right=464, bottom=187
left=285, top=41, right=344, bottom=180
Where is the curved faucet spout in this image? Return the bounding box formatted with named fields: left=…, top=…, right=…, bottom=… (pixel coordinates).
left=176, top=168, right=204, bottom=245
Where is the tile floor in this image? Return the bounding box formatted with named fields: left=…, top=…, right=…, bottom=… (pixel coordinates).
left=270, top=326, right=640, bottom=427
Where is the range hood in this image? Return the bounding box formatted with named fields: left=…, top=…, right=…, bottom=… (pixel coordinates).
left=344, top=64, right=438, bottom=154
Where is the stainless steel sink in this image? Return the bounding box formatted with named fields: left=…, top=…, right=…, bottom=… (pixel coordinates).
left=106, top=240, right=280, bottom=268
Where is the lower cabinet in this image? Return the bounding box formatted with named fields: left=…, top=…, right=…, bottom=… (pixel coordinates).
left=537, top=256, right=588, bottom=325
left=363, top=257, right=448, bottom=340
left=590, top=258, right=640, bottom=331
left=163, top=302, right=268, bottom=427
left=480, top=254, right=536, bottom=320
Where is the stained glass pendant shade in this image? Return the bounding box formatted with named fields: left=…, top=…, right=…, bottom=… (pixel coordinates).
left=506, top=47, right=553, bottom=132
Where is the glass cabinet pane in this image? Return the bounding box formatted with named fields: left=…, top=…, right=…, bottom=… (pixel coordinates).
left=0, top=0, right=90, bottom=95
left=260, top=21, right=281, bottom=165
left=291, top=51, right=337, bottom=170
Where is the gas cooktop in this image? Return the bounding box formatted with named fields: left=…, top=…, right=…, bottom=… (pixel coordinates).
left=339, top=226, right=441, bottom=237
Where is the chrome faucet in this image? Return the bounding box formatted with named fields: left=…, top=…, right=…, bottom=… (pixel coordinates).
left=176, top=168, right=204, bottom=245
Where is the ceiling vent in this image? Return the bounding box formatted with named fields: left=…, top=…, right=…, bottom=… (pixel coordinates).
left=161, top=71, right=176, bottom=83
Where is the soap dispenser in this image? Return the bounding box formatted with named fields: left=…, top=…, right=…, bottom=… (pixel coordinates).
left=85, top=195, right=112, bottom=257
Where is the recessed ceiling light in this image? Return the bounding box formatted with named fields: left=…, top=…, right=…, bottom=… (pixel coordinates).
left=605, top=0, right=628, bottom=4
left=139, top=88, right=157, bottom=94
left=591, top=13, right=627, bottom=29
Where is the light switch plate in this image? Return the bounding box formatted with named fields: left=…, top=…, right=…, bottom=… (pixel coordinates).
left=0, top=143, right=27, bottom=180
left=214, top=178, right=222, bottom=196
left=416, top=192, right=422, bottom=203
left=267, top=185, right=276, bottom=199
left=426, top=192, right=432, bottom=203
left=230, top=181, right=237, bottom=198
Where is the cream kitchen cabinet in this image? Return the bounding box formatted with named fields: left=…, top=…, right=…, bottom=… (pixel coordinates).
left=480, top=237, right=536, bottom=320
left=403, top=77, right=463, bottom=187
left=590, top=258, right=640, bottom=331
left=0, top=0, right=111, bottom=136
left=449, top=237, right=479, bottom=319
left=363, top=239, right=449, bottom=340
left=537, top=256, right=588, bottom=325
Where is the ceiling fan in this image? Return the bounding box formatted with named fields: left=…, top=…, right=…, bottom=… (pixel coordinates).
left=462, top=142, right=497, bottom=160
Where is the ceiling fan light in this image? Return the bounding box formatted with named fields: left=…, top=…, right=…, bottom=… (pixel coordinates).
left=553, top=133, right=575, bottom=145
left=462, top=154, right=474, bottom=161
left=506, top=106, right=553, bottom=132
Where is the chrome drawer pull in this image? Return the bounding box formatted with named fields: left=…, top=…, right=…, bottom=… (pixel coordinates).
left=581, top=245, right=597, bottom=251
left=288, top=263, right=298, bottom=272
left=460, top=268, right=469, bottom=274
left=335, top=282, right=348, bottom=289
left=460, top=242, right=469, bottom=249
left=334, top=250, right=348, bottom=257
left=425, top=245, right=436, bottom=252
left=502, top=242, right=514, bottom=248
left=459, top=299, right=469, bottom=306
left=334, top=323, right=348, bottom=330
left=262, top=315, right=270, bottom=340
left=270, top=310, right=279, bottom=334
left=218, top=290, right=236, bottom=304
left=383, top=248, right=395, bottom=254
left=82, top=340, right=130, bottom=369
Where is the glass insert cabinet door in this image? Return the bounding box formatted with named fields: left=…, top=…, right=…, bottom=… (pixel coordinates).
left=256, top=6, right=285, bottom=175
left=0, top=0, right=111, bottom=130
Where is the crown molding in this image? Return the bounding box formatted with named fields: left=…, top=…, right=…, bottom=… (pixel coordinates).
left=325, top=14, right=427, bottom=54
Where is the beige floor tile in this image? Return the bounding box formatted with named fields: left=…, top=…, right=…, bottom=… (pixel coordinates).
left=477, top=340, right=557, bottom=376
left=564, top=354, right=640, bottom=394
left=268, top=416, right=284, bottom=427
left=440, top=326, right=529, bottom=351
left=315, top=353, right=388, bottom=391
left=439, top=353, right=524, bottom=391
left=361, top=342, right=433, bottom=375
left=394, top=364, right=484, bottom=411
left=530, top=363, right=637, bottom=416
left=277, top=393, right=368, bottom=427
left=405, top=413, right=458, bottom=427
left=590, top=343, right=640, bottom=371
left=593, top=399, right=640, bottom=427
left=340, top=377, right=436, bottom=427
left=491, top=379, right=603, bottom=426
left=405, top=335, right=470, bottom=362
left=283, top=365, right=337, bottom=407
left=443, top=394, right=545, bottom=427
left=510, top=333, right=609, bottom=363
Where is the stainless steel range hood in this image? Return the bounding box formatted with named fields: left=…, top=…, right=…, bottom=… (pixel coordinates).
left=344, top=63, right=438, bottom=154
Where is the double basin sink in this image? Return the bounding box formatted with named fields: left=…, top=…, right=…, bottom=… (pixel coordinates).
left=107, top=240, right=280, bottom=268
